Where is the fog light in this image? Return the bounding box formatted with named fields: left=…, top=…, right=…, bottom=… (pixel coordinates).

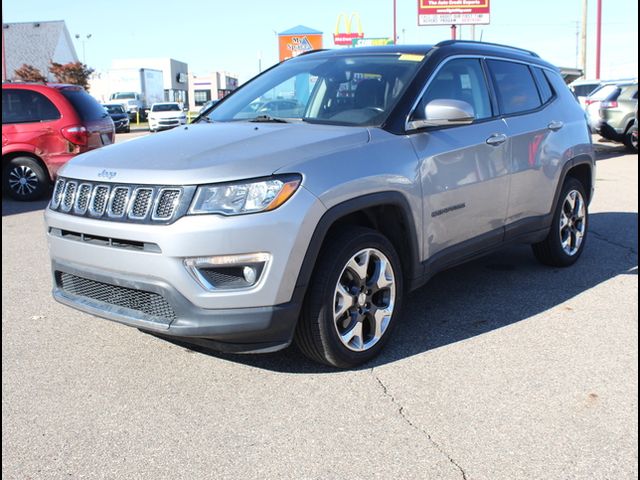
left=242, top=266, right=257, bottom=284
left=184, top=253, right=270, bottom=291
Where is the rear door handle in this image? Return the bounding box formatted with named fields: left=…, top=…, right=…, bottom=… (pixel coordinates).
left=547, top=120, right=564, bottom=131
left=486, top=133, right=507, bottom=146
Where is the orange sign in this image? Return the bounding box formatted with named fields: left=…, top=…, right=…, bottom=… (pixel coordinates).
left=278, top=34, right=323, bottom=61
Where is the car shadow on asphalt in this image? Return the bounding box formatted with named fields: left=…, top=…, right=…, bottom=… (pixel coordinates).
left=593, top=140, right=633, bottom=161
left=170, top=211, right=637, bottom=373
left=1, top=196, right=50, bottom=216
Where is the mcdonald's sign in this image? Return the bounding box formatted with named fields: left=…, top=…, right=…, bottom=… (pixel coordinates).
left=333, top=13, right=364, bottom=46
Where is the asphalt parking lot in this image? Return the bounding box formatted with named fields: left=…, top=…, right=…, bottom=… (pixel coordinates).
left=2, top=137, right=637, bottom=480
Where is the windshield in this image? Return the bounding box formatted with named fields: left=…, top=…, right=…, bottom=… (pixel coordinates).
left=103, top=104, right=125, bottom=114
left=202, top=53, right=425, bottom=126
left=152, top=103, right=181, bottom=112
left=111, top=92, right=137, bottom=100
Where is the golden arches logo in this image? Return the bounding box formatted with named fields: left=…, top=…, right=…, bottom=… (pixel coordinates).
left=333, top=12, right=364, bottom=45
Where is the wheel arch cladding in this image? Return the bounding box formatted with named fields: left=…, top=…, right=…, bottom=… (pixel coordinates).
left=294, top=192, right=422, bottom=296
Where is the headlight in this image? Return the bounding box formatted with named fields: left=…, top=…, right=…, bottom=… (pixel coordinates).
left=189, top=175, right=301, bottom=215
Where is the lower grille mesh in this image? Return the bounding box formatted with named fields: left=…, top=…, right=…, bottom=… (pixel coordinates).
left=56, top=272, right=176, bottom=324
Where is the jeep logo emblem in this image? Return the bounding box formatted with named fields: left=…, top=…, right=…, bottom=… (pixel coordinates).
left=97, top=170, right=117, bottom=180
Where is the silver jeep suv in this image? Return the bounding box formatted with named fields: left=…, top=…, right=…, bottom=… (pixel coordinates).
left=45, top=41, right=595, bottom=368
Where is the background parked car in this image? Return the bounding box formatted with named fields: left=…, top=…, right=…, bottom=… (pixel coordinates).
left=102, top=103, right=130, bottom=133
left=593, top=82, right=638, bottom=152
left=147, top=102, right=187, bottom=132
left=569, top=79, right=604, bottom=108
left=2, top=82, right=115, bottom=201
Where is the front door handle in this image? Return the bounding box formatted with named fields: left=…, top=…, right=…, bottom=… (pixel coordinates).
left=486, top=133, right=507, bottom=146
left=547, top=120, right=564, bottom=131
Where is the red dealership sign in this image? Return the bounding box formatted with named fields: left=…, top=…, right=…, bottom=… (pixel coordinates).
left=418, top=0, right=490, bottom=25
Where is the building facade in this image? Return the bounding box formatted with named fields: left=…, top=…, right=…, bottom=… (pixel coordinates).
left=111, top=58, right=189, bottom=106
left=2, top=20, right=79, bottom=82
left=188, top=72, right=239, bottom=111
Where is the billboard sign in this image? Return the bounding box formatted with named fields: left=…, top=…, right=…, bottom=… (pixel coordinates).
left=278, top=34, right=323, bottom=61
left=352, top=37, right=394, bottom=47
left=418, top=0, right=490, bottom=26
left=334, top=13, right=364, bottom=46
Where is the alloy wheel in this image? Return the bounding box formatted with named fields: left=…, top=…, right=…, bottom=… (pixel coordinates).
left=333, top=248, right=396, bottom=352
left=559, top=189, right=587, bottom=256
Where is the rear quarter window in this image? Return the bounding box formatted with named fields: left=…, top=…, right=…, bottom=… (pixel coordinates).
left=531, top=68, right=554, bottom=104
left=2, top=88, right=61, bottom=124
left=487, top=60, right=542, bottom=115
left=59, top=88, right=109, bottom=122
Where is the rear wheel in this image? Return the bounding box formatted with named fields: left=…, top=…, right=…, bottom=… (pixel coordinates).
left=295, top=227, right=403, bottom=368
left=3, top=156, right=50, bottom=201
left=532, top=177, right=588, bottom=267
left=623, top=124, right=638, bottom=153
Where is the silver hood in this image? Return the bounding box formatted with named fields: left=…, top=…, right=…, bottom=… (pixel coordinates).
left=58, top=122, right=370, bottom=185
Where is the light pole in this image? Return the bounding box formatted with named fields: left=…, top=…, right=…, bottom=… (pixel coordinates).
left=74, top=33, right=92, bottom=64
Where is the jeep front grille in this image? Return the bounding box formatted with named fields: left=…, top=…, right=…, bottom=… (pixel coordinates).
left=49, top=178, right=193, bottom=224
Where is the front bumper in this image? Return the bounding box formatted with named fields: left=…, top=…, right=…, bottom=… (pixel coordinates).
left=45, top=186, right=325, bottom=349
left=149, top=118, right=187, bottom=130
left=113, top=118, right=130, bottom=132
left=52, top=259, right=302, bottom=352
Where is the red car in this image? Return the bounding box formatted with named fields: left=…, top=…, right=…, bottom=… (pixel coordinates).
left=2, top=83, right=115, bottom=201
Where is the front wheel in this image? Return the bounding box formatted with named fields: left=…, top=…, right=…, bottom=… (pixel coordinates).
left=3, top=156, right=50, bottom=201
left=295, top=227, right=403, bottom=368
left=532, top=177, right=588, bottom=267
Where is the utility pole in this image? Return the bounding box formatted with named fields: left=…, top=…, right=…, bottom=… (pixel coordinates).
left=595, top=0, right=602, bottom=79
left=393, top=0, right=397, bottom=44
left=580, top=0, right=588, bottom=77
left=575, top=21, right=580, bottom=68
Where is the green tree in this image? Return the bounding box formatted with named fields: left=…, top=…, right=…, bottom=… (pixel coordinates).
left=13, top=64, right=47, bottom=83
left=49, top=62, right=94, bottom=90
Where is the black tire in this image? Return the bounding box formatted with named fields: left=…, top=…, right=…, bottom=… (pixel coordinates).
left=295, top=226, right=403, bottom=368
left=623, top=125, right=638, bottom=153
left=125, top=126, right=131, bottom=133
left=3, top=156, right=50, bottom=201
left=532, top=177, right=588, bottom=267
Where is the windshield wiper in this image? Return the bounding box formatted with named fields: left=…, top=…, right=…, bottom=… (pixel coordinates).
left=248, top=115, right=289, bottom=123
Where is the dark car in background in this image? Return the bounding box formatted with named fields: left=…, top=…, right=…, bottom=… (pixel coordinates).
left=2, top=82, right=115, bottom=201
left=102, top=103, right=130, bottom=133
left=593, top=82, right=638, bottom=152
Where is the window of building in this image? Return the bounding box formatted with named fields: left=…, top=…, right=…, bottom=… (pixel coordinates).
left=194, top=89, right=212, bottom=106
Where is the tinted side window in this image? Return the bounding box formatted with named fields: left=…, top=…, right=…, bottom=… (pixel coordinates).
left=417, top=58, right=492, bottom=120
left=2, top=89, right=61, bottom=124
left=487, top=60, right=541, bottom=115
left=59, top=87, right=109, bottom=122
left=619, top=85, right=638, bottom=100
left=532, top=68, right=554, bottom=104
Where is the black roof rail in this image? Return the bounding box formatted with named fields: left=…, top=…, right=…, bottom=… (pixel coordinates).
left=435, top=40, right=540, bottom=58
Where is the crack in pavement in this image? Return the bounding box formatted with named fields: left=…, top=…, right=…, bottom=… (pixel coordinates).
left=590, top=229, right=638, bottom=257
left=372, top=370, right=469, bottom=480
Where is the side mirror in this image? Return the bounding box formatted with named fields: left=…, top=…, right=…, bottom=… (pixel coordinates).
left=408, top=99, right=475, bottom=130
